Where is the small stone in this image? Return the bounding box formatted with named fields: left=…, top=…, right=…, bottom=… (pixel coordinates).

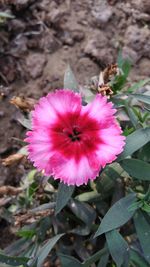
left=131, top=0, right=150, bottom=14
left=138, top=58, right=150, bottom=76
left=77, top=57, right=99, bottom=82
left=11, top=0, right=35, bottom=9
left=8, top=19, right=26, bottom=33
left=71, top=29, right=85, bottom=42
left=26, top=53, right=47, bottom=79
left=0, top=111, right=4, bottom=117
left=122, top=46, right=140, bottom=64
left=84, top=32, right=115, bottom=64
left=91, top=0, right=113, bottom=26
left=46, top=8, right=67, bottom=26
left=124, top=25, right=150, bottom=55
left=38, top=33, right=60, bottom=53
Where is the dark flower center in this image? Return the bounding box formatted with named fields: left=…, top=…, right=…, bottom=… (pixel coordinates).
left=68, top=128, right=81, bottom=142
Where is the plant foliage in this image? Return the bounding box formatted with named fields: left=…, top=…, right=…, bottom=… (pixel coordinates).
left=1, top=58, right=150, bottom=267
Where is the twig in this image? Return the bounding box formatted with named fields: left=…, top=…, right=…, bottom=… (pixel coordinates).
left=0, top=186, right=23, bottom=196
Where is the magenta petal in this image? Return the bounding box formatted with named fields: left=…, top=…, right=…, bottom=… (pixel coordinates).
left=26, top=89, right=125, bottom=186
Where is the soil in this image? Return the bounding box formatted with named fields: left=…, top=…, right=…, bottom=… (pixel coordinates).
left=0, top=0, right=150, bottom=248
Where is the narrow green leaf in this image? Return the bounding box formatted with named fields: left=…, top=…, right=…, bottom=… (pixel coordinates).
left=0, top=254, right=28, bottom=267
left=18, top=146, right=28, bottom=156
left=128, top=201, right=142, bottom=212
left=127, top=79, right=150, bottom=93
left=131, top=94, right=150, bottom=105
left=125, top=103, right=139, bottom=128
left=84, top=248, right=108, bottom=267
left=106, top=230, right=129, bottom=267
left=103, top=165, right=121, bottom=181
left=55, top=183, right=74, bottom=214
left=94, top=193, right=136, bottom=237
left=70, top=225, right=90, bottom=236
left=75, top=191, right=100, bottom=202
left=138, top=143, right=150, bottom=162
left=112, top=54, right=131, bottom=92
left=37, top=217, right=52, bottom=242
left=64, top=65, right=79, bottom=91
left=36, top=234, right=64, bottom=267
left=120, top=159, right=150, bottom=180
left=17, top=229, right=36, bottom=239
left=141, top=202, right=150, bottom=213
left=18, top=115, right=32, bottom=130
left=0, top=12, right=15, bottom=18
left=59, top=248, right=108, bottom=267
left=31, top=202, right=55, bottom=213
left=69, top=199, right=96, bottom=227
left=130, top=248, right=150, bottom=267
left=134, top=210, right=150, bottom=263
left=97, top=253, right=109, bottom=267
left=59, top=254, right=82, bottom=267
left=118, top=128, right=150, bottom=161
left=4, top=238, right=32, bottom=256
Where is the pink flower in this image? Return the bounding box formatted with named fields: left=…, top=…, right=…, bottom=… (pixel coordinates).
left=25, top=89, right=125, bottom=186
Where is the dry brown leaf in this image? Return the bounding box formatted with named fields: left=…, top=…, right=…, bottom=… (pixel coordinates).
left=2, top=153, right=25, bottom=166
left=0, top=186, right=22, bottom=196
left=98, top=84, right=113, bottom=96
left=102, top=63, right=119, bottom=84
left=10, top=96, right=37, bottom=112
left=14, top=209, right=54, bottom=227
left=98, top=63, right=120, bottom=96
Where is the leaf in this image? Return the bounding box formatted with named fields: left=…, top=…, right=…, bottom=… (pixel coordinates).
left=17, top=229, right=36, bottom=239
left=59, top=254, right=82, bottom=267
left=103, top=165, right=121, bottom=181
left=138, top=143, right=150, bottom=162
left=127, top=79, right=150, bottom=93
left=118, top=128, right=150, bottom=161
left=0, top=12, right=15, bottom=18
left=18, top=146, right=28, bottom=156
left=0, top=254, right=28, bottom=267
left=141, top=202, right=150, bottom=213
left=112, top=53, right=131, bottom=92
left=120, top=159, right=150, bottom=180
left=75, top=191, right=100, bottom=202
left=70, top=225, right=90, bottom=236
left=97, top=251, right=109, bottom=267
left=4, top=238, right=32, bottom=256
left=37, top=217, right=52, bottom=242
left=64, top=65, right=79, bottom=91
left=18, top=115, right=32, bottom=129
left=131, top=94, right=150, bottom=105
left=128, top=200, right=143, bottom=212
left=94, top=193, right=136, bottom=237
left=125, top=103, right=139, bottom=128
left=68, top=199, right=96, bottom=227
left=130, top=248, right=150, bottom=267
left=84, top=248, right=107, bottom=267
left=59, top=249, right=108, bottom=267
left=36, top=234, right=64, bottom=267
left=134, top=210, right=150, bottom=263
left=106, top=230, right=129, bottom=267
left=55, top=183, right=75, bottom=215
left=30, top=202, right=56, bottom=213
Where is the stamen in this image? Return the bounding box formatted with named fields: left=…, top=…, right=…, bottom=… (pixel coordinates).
left=68, top=127, right=81, bottom=142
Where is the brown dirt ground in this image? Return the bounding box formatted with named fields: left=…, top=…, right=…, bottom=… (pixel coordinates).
left=0, top=0, right=150, bottom=249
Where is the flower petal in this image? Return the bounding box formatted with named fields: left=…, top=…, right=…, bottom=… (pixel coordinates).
left=96, top=126, right=125, bottom=168
left=50, top=155, right=99, bottom=186
left=32, top=89, right=81, bottom=129
left=47, top=89, right=81, bottom=115
left=82, top=94, right=116, bottom=124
